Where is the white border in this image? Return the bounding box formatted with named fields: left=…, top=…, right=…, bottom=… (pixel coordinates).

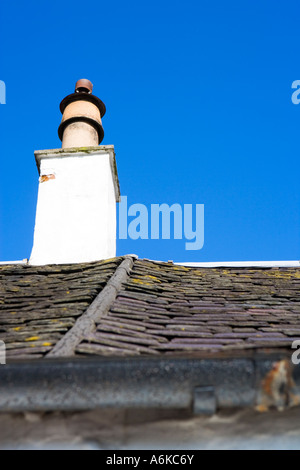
left=175, top=260, right=300, bottom=268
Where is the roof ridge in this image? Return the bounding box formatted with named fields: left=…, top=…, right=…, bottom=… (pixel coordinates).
left=46, top=256, right=135, bottom=358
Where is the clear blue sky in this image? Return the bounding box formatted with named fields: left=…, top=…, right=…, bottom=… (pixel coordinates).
left=0, top=0, right=299, bottom=262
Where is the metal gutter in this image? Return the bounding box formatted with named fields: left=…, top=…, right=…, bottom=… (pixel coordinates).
left=0, top=353, right=298, bottom=414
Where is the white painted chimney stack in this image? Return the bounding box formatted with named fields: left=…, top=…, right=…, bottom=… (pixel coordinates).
left=30, top=80, right=120, bottom=266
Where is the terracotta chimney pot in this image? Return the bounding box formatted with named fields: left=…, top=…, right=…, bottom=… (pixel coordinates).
left=58, top=79, right=106, bottom=148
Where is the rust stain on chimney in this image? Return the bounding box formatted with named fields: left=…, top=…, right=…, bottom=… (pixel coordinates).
left=40, top=174, right=56, bottom=183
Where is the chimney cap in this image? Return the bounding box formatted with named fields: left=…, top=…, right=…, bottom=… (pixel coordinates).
left=75, top=79, right=93, bottom=94
left=59, top=82, right=106, bottom=117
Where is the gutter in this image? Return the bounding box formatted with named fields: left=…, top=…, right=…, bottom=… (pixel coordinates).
left=0, top=353, right=299, bottom=414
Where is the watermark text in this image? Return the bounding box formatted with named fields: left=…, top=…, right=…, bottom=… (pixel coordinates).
left=291, top=340, right=300, bottom=364
left=118, top=197, right=204, bottom=251
left=0, top=80, right=6, bottom=104
left=0, top=341, right=6, bottom=365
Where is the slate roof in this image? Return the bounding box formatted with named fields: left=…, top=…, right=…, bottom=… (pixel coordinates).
left=0, top=258, right=122, bottom=359
left=1, top=256, right=300, bottom=360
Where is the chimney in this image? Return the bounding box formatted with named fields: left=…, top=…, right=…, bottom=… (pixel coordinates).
left=30, top=80, right=120, bottom=266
